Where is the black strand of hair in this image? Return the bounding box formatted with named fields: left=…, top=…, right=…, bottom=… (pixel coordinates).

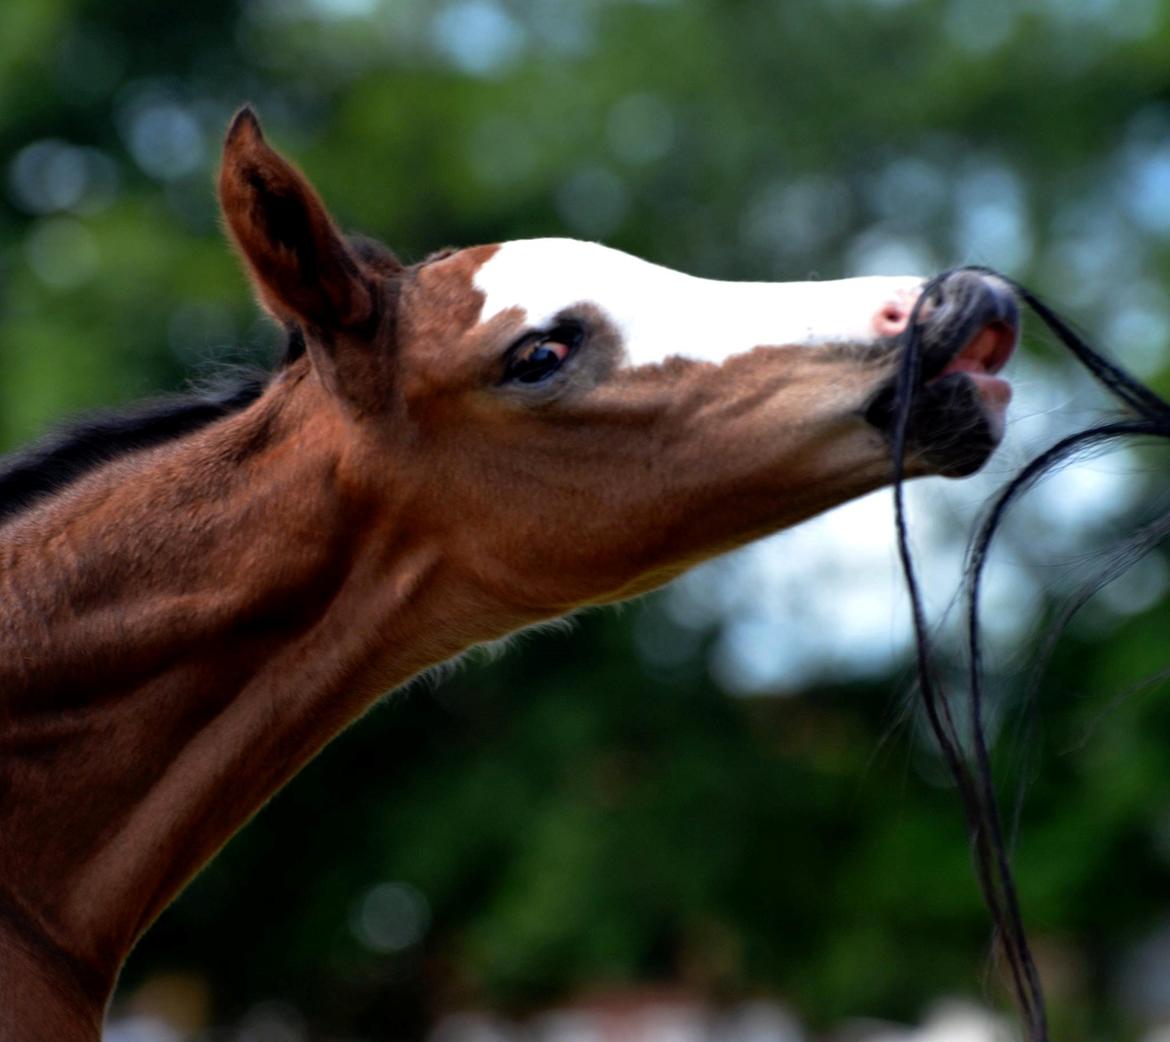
left=892, top=267, right=1170, bottom=1042
left=892, top=277, right=1049, bottom=1041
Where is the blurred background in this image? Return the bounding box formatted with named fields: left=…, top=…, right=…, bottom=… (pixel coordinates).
left=5, top=0, right=1170, bottom=1039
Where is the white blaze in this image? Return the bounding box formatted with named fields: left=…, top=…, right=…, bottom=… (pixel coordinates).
left=474, top=238, right=924, bottom=367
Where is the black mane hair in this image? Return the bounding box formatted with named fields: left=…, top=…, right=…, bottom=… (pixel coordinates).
left=892, top=270, right=1170, bottom=1042
left=0, top=327, right=305, bottom=526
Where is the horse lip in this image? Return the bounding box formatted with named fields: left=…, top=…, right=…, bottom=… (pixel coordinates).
left=933, top=319, right=1018, bottom=382
left=919, top=272, right=1020, bottom=383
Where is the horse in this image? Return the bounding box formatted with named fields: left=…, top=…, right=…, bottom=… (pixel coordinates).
left=0, top=107, right=1018, bottom=1041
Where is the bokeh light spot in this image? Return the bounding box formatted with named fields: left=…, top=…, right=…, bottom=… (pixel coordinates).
left=431, top=0, right=526, bottom=77
left=26, top=218, right=100, bottom=290
left=351, top=881, right=431, bottom=953
left=556, top=168, right=629, bottom=238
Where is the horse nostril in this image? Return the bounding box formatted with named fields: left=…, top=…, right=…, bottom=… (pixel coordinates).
left=873, top=288, right=921, bottom=337
left=881, top=304, right=905, bottom=330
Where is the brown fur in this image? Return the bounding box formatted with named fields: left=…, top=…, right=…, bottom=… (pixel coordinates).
left=0, top=109, right=1001, bottom=1040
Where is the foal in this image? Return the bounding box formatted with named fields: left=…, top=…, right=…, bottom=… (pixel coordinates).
left=0, top=108, right=1018, bottom=1041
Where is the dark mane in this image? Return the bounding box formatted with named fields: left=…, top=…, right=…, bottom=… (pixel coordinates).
left=0, top=376, right=268, bottom=525
left=0, top=329, right=306, bottom=526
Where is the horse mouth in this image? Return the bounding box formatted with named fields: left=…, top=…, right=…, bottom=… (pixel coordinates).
left=866, top=270, right=1020, bottom=478
left=933, top=317, right=1016, bottom=406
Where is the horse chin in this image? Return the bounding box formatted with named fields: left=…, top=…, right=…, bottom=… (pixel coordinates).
left=910, top=371, right=1008, bottom=478
left=863, top=368, right=1010, bottom=478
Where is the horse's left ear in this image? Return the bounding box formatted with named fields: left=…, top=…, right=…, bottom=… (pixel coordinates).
left=218, top=107, right=395, bottom=334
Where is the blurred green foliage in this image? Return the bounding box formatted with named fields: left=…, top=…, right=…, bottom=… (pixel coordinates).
left=6, top=1, right=1170, bottom=1039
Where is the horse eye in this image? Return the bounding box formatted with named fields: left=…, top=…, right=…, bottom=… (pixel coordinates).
left=504, top=325, right=581, bottom=385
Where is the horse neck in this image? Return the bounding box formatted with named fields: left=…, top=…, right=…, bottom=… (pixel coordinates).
left=0, top=367, right=471, bottom=1037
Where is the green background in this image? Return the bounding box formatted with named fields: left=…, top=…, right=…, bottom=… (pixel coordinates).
left=4, top=1, right=1170, bottom=1039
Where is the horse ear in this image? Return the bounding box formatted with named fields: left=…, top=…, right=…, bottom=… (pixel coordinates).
left=218, top=107, right=393, bottom=333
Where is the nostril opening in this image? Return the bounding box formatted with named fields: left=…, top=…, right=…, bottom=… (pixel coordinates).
left=876, top=300, right=911, bottom=336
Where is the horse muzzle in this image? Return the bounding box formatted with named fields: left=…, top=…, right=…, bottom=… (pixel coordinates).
left=865, top=269, right=1020, bottom=478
